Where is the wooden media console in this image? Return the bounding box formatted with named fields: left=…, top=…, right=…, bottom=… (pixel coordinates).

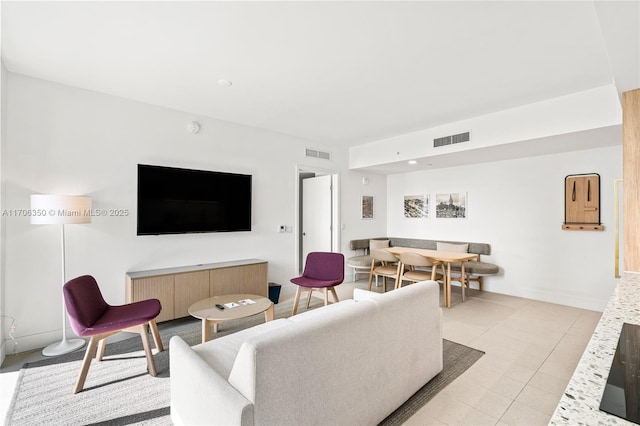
left=126, top=259, right=268, bottom=322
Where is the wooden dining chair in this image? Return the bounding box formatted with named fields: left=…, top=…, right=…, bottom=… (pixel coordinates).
left=396, top=252, right=444, bottom=289
left=367, top=249, right=401, bottom=292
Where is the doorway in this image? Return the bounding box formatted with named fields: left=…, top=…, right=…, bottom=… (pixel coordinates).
left=296, top=166, right=340, bottom=274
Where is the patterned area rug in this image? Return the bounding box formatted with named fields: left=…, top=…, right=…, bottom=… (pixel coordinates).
left=5, top=300, right=483, bottom=425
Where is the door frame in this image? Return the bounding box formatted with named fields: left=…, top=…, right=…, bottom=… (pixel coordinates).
left=295, top=165, right=340, bottom=274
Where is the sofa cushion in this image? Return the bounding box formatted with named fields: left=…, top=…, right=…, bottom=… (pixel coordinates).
left=437, top=241, right=469, bottom=252
left=192, top=318, right=292, bottom=379
left=347, top=282, right=443, bottom=422
left=228, top=299, right=385, bottom=424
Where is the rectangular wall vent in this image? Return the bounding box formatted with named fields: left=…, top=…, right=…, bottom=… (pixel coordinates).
left=306, top=148, right=332, bottom=160
left=434, top=136, right=452, bottom=147
left=434, top=131, right=470, bottom=148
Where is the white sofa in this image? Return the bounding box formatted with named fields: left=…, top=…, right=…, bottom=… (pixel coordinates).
left=169, top=280, right=443, bottom=426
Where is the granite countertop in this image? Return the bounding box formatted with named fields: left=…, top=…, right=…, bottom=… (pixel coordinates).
left=551, top=272, right=640, bottom=425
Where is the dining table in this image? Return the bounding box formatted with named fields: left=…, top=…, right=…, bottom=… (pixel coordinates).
left=384, top=246, right=479, bottom=307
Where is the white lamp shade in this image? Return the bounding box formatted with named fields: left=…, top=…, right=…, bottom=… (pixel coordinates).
left=30, top=195, right=92, bottom=225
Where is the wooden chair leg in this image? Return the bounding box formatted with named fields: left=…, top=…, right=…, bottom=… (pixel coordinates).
left=93, top=330, right=121, bottom=362
left=323, top=288, right=329, bottom=305
left=149, top=319, right=164, bottom=352
left=292, top=286, right=302, bottom=315
left=394, top=264, right=403, bottom=290
left=96, top=338, right=107, bottom=361
left=461, top=263, right=467, bottom=302
left=431, top=265, right=438, bottom=281
left=135, top=324, right=157, bottom=377
left=367, top=261, right=375, bottom=291
left=330, top=287, right=339, bottom=303
left=305, top=288, right=313, bottom=309
left=74, top=335, right=101, bottom=394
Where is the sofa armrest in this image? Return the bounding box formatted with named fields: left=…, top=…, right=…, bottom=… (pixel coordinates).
left=170, top=336, right=254, bottom=426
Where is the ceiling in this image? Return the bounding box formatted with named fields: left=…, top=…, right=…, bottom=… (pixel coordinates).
left=2, top=1, right=639, bottom=161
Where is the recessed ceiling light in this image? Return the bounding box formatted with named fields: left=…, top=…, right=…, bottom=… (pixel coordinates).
left=408, top=160, right=418, bottom=165
left=218, top=79, right=232, bottom=87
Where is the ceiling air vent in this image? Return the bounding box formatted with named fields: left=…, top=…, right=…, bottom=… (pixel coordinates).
left=434, top=131, right=471, bottom=148
left=306, top=148, right=332, bottom=161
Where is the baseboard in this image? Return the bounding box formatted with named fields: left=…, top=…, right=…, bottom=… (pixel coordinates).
left=6, top=327, right=83, bottom=355
left=481, top=284, right=611, bottom=312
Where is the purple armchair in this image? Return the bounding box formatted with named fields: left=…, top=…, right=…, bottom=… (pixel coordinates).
left=63, top=275, right=164, bottom=393
left=291, top=252, right=345, bottom=315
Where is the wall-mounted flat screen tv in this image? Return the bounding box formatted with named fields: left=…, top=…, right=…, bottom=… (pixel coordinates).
left=137, top=164, right=252, bottom=235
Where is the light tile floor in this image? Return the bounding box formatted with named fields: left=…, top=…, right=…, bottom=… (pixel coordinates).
left=325, top=279, right=601, bottom=426
left=1, top=279, right=601, bottom=425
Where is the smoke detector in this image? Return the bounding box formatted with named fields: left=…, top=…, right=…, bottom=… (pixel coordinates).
left=187, top=122, right=200, bottom=134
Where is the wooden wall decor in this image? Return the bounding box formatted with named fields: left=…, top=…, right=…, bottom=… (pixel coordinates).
left=563, top=173, right=603, bottom=231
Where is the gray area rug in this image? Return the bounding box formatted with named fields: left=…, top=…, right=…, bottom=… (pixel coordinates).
left=6, top=299, right=483, bottom=425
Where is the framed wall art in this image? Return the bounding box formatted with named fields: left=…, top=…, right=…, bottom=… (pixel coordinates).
left=435, top=193, right=467, bottom=218
left=361, top=195, right=374, bottom=219
left=404, top=195, right=429, bottom=218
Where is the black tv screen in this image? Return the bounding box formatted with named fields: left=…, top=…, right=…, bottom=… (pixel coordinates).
left=137, top=164, right=252, bottom=235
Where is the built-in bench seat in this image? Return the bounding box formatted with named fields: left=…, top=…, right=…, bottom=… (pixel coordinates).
left=347, top=237, right=499, bottom=290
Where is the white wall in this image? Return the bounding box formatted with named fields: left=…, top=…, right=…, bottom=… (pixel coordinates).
left=351, top=85, right=621, bottom=169
left=0, top=59, right=6, bottom=363
left=2, top=72, right=371, bottom=352
left=4, top=69, right=617, bottom=354
left=387, top=146, right=622, bottom=311
left=339, top=170, right=388, bottom=251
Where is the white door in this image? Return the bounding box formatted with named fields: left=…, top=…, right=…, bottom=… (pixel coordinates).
left=302, top=175, right=332, bottom=263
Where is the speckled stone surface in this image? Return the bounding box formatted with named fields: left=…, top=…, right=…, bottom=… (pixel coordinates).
left=551, top=272, right=640, bottom=425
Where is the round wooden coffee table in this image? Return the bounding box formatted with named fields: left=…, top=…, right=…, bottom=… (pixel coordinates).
left=188, top=293, right=274, bottom=343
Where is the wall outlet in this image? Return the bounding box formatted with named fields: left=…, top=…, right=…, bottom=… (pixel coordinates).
left=278, top=225, right=285, bottom=233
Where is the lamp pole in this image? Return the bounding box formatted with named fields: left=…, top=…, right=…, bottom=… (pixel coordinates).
left=31, top=194, right=92, bottom=357
left=41, top=223, right=86, bottom=356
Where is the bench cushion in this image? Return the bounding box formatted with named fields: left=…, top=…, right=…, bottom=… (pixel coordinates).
left=390, top=238, right=491, bottom=256
left=436, top=242, right=468, bottom=252
left=350, top=238, right=387, bottom=251
left=449, top=260, right=499, bottom=275
left=347, top=255, right=373, bottom=268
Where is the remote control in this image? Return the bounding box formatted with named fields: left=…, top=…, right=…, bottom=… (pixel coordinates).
left=215, top=304, right=225, bottom=310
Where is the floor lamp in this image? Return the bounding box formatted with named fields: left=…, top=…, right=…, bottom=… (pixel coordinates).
left=31, top=194, right=92, bottom=357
